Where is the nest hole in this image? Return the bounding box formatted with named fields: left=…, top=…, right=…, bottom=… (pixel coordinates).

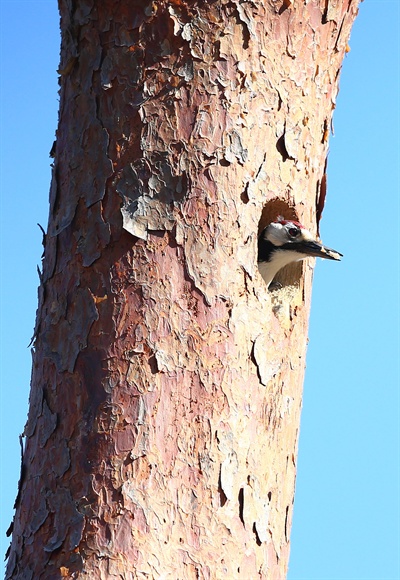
left=258, top=198, right=303, bottom=289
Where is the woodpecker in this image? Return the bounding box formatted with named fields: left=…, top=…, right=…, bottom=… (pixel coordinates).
left=258, top=216, right=342, bottom=288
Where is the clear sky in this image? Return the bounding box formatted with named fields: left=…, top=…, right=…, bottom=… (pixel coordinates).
left=0, top=2, right=398, bottom=579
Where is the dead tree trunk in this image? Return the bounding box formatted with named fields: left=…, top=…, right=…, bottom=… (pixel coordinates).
left=6, top=1, right=359, bottom=578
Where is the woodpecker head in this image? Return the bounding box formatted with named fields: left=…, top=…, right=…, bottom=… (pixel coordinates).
left=258, top=216, right=342, bottom=288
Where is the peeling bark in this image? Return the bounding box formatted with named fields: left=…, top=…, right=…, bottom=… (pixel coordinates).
left=7, top=1, right=359, bottom=578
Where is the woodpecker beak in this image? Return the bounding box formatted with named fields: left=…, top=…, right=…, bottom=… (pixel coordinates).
left=295, top=239, right=342, bottom=261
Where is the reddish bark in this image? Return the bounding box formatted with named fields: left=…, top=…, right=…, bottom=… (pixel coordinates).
left=6, top=1, right=359, bottom=578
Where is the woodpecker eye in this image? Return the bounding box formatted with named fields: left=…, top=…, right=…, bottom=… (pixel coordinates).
left=288, top=227, right=299, bottom=237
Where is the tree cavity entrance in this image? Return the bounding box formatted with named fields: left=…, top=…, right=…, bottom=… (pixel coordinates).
left=258, top=198, right=303, bottom=290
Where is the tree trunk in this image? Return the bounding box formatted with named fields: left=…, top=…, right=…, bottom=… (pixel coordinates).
left=6, top=1, right=359, bottom=578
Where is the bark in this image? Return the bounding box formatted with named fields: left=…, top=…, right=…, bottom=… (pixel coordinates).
left=6, top=1, right=359, bottom=578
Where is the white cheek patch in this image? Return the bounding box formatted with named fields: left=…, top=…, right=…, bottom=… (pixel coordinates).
left=264, top=223, right=286, bottom=246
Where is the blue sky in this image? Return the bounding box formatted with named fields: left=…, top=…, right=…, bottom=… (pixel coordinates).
left=0, top=2, right=398, bottom=578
